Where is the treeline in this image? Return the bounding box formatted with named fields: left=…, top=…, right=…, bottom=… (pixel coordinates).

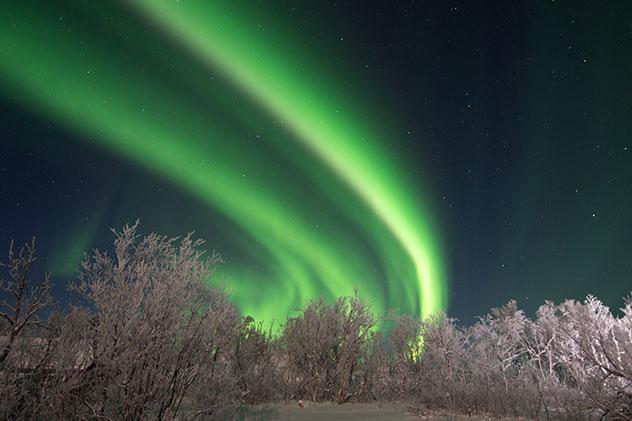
left=1, top=224, right=631, bottom=420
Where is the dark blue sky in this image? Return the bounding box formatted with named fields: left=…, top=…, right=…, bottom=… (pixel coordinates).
left=1, top=1, right=631, bottom=323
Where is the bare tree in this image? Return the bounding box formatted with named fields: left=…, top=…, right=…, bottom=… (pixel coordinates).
left=408, top=313, right=471, bottom=416
left=551, top=296, right=632, bottom=419
left=3, top=225, right=632, bottom=420
left=402, top=296, right=632, bottom=420
left=0, top=239, right=53, bottom=365
left=409, top=302, right=551, bottom=418
left=467, top=301, right=535, bottom=415
left=282, top=293, right=377, bottom=403
left=0, top=239, right=66, bottom=419
left=70, top=222, right=242, bottom=420
left=232, top=317, right=280, bottom=404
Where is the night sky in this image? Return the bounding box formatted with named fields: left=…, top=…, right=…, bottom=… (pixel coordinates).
left=1, top=1, right=631, bottom=325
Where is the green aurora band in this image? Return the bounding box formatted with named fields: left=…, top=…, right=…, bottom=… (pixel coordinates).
left=0, top=1, right=447, bottom=323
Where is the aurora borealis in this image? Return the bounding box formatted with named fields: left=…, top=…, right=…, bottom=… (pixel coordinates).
left=1, top=1, right=631, bottom=324
left=0, top=1, right=445, bottom=323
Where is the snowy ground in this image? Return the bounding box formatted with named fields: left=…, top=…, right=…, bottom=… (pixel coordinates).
left=242, top=402, right=533, bottom=421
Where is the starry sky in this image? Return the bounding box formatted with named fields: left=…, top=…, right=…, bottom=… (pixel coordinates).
left=1, top=1, right=631, bottom=324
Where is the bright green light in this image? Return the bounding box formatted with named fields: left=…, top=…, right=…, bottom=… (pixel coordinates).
left=132, top=1, right=446, bottom=317
left=0, top=1, right=446, bottom=324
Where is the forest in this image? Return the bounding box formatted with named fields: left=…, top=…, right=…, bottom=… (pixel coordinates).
left=1, top=224, right=631, bottom=420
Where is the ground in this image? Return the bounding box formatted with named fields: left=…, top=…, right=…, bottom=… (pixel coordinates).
left=242, top=402, right=533, bottom=421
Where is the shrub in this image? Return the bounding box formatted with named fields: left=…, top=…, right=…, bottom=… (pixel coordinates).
left=281, top=294, right=377, bottom=403
left=71, top=222, right=243, bottom=419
